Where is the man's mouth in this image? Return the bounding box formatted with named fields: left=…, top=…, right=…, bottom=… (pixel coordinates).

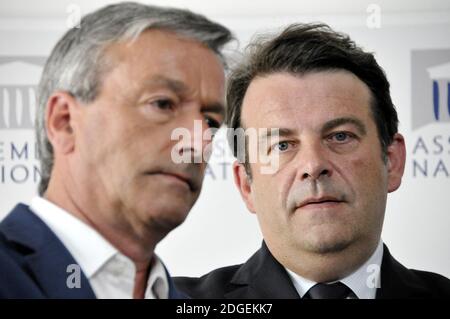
left=297, top=196, right=344, bottom=209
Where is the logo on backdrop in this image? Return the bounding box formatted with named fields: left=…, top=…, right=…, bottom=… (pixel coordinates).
left=411, top=49, right=450, bottom=178
left=0, top=57, right=46, bottom=185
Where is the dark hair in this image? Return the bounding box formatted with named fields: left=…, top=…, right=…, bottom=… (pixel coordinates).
left=226, top=23, right=398, bottom=176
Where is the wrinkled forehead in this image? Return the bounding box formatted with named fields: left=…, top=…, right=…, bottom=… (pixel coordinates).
left=103, top=28, right=222, bottom=69
left=94, top=29, right=226, bottom=100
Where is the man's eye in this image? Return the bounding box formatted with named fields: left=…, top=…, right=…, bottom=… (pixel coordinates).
left=273, top=141, right=290, bottom=152
left=205, top=117, right=221, bottom=129
left=329, top=132, right=354, bottom=143
left=151, top=99, right=175, bottom=110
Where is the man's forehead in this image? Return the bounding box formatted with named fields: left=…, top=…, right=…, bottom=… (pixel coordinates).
left=241, top=99, right=372, bottom=132
left=104, top=28, right=220, bottom=72
left=241, top=71, right=372, bottom=127
left=99, top=32, right=225, bottom=102
left=245, top=71, right=370, bottom=100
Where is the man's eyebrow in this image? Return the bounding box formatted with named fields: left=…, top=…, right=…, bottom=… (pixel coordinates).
left=321, top=117, right=367, bottom=135
left=147, top=75, right=224, bottom=117
left=258, top=127, right=296, bottom=141
left=202, top=103, right=225, bottom=117
left=146, top=75, right=189, bottom=94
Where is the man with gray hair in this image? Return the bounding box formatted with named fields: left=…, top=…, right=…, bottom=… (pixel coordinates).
left=0, top=2, right=232, bottom=298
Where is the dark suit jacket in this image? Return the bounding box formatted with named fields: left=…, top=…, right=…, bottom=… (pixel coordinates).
left=0, top=203, right=185, bottom=299
left=175, top=242, right=450, bottom=298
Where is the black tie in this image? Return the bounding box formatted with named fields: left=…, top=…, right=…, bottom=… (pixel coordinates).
left=304, top=282, right=353, bottom=299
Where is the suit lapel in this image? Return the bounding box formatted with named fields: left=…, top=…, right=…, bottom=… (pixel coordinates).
left=377, top=244, right=432, bottom=298
left=225, top=242, right=300, bottom=298
left=223, top=242, right=436, bottom=299
left=0, top=204, right=96, bottom=298
left=164, top=264, right=189, bottom=299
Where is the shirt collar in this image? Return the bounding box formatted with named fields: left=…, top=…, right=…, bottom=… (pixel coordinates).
left=340, top=240, right=383, bottom=299
left=285, top=240, right=384, bottom=299
left=30, top=196, right=117, bottom=278
left=147, top=256, right=169, bottom=299
left=29, top=196, right=169, bottom=299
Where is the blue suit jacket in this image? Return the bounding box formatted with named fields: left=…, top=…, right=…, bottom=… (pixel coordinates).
left=0, top=203, right=185, bottom=299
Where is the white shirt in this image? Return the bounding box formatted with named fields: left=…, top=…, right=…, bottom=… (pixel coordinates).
left=285, top=240, right=384, bottom=299
left=29, top=196, right=169, bottom=299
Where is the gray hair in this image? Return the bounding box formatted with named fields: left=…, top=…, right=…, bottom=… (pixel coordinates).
left=36, top=2, right=233, bottom=195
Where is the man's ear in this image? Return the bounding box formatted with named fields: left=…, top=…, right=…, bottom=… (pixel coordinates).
left=386, top=133, right=406, bottom=193
left=232, top=161, right=256, bottom=214
left=45, top=91, right=79, bottom=155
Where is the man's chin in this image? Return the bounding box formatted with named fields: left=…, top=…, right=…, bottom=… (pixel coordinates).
left=302, top=236, right=353, bottom=255
left=151, top=218, right=184, bottom=234
left=144, top=208, right=190, bottom=232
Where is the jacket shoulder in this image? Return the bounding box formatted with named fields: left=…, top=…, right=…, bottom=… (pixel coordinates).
left=0, top=232, right=44, bottom=298
left=408, top=269, right=450, bottom=297
left=381, top=246, right=450, bottom=298
left=174, top=264, right=243, bottom=298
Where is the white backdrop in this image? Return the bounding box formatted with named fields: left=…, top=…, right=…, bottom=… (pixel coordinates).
left=0, top=1, right=449, bottom=279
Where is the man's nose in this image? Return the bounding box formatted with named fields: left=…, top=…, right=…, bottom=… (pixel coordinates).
left=175, top=117, right=213, bottom=163
left=296, top=141, right=332, bottom=181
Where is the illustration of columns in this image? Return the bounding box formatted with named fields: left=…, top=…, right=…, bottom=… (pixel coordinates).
left=0, top=61, right=42, bottom=129
left=427, top=62, right=450, bottom=121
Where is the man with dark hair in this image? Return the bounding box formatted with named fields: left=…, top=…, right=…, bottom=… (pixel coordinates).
left=175, top=23, right=450, bottom=298
left=0, top=2, right=233, bottom=298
